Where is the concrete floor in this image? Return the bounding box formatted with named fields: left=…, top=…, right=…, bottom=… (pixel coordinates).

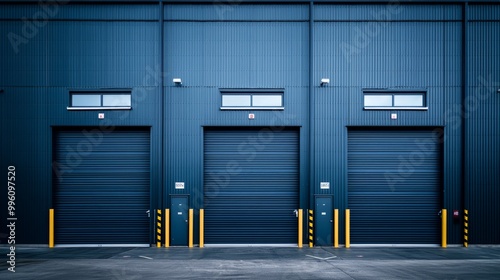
left=1, top=246, right=500, bottom=279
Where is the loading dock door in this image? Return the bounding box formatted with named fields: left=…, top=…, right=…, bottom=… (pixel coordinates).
left=204, top=128, right=299, bottom=244
left=53, top=128, right=150, bottom=245
left=348, top=129, right=442, bottom=244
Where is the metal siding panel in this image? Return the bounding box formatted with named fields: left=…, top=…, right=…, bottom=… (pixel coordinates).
left=313, top=87, right=348, bottom=196
left=348, top=129, right=442, bottom=244
left=165, top=21, right=308, bottom=88
left=467, top=17, right=500, bottom=244
left=314, top=20, right=447, bottom=127
left=203, top=128, right=299, bottom=243
left=0, top=4, right=157, bottom=20
left=53, top=128, right=150, bottom=244
left=0, top=21, right=48, bottom=86
left=469, top=4, right=500, bottom=21
left=0, top=4, right=42, bottom=19
left=442, top=21, right=463, bottom=244
left=314, top=4, right=462, bottom=21
left=312, top=84, right=348, bottom=237
left=165, top=4, right=308, bottom=21
left=314, top=21, right=445, bottom=88
left=0, top=87, right=52, bottom=244
left=46, top=21, right=158, bottom=88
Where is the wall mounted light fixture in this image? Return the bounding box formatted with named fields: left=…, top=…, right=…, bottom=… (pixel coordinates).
left=173, top=78, right=182, bottom=86
left=320, top=78, right=330, bottom=86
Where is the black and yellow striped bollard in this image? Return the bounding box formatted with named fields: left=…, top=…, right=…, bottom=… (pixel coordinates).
left=464, top=209, right=469, bottom=247
left=157, top=209, right=162, bottom=247
left=308, top=210, right=313, bottom=247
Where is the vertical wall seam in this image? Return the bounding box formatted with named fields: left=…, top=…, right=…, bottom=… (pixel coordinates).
left=308, top=0, right=314, bottom=210
left=160, top=0, right=165, bottom=245
left=461, top=2, right=468, bottom=244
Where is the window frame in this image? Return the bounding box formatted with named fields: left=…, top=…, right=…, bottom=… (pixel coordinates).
left=67, top=89, right=132, bottom=110
left=363, top=89, right=428, bottom=110
left=220, top=88, right=284, bottom=110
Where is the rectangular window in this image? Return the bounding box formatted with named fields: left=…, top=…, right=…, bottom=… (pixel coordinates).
left=222, top=95, right=251, bottom=107
left=252, top=95, right=283, bottom=107
left=393, top=95, right=424, bottom=107
left=364, top=95, right=393, bottom=107
left=71, top=94, right=101, bottom=107
left=68, top=90, right=132, bottom=110
left=220, top=89, right=284, bottom=110
left=102, top=94, right=132, bottom=107
left=363, top=90, right=427, bottom=110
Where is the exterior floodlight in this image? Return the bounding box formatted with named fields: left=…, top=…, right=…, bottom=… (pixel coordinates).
left=173, top=78, right=182, bottom=85
left=320, top=78, right=330, bottom=86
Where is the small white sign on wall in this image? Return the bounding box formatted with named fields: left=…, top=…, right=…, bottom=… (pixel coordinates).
left=175, top=182, right=185, bottom=189
left=320, top=182, right=330, bottom=190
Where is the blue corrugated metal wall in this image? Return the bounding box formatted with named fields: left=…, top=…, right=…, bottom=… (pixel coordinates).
left=467, top=4, right=500, bottom=244
left=0, top=3, right=162, bottom=244
left=0, top=1, right=499, bottom=245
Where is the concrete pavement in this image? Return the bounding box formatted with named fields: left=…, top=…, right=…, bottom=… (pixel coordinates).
left=1, top=246, right=500, bottom=279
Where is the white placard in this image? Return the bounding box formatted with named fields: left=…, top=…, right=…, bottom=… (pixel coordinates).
left=320, top=182, right=330, bottom=190
left=175, top=182, right=185, bottom=189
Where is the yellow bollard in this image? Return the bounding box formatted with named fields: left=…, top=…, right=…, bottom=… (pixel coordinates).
left=442, top=209, right=447, bottom=248
left=345, top=209, right=350, bottom=248
left=165, top=209, right=170, bottom=248
left=49, top=209, right=54, bottom=248
left=298, top=209, right=303, bottom=248
left=334, top=209, right=339, bottom=248
left=200, top=209, right=204, bottom=248
left=189, top=209, right=193, bottom=248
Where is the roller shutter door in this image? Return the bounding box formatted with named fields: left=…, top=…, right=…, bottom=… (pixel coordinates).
left=204, top=128, right=299, bottom=244
left=53, top=128, right=150, bottom=245
left=348, top=129, right=442, bottom=244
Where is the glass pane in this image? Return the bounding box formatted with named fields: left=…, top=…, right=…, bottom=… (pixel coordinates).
left=222, top=95, right=251, bottom=107
left=72, top=94, right=101, bottom=107
left=252, top=95, right=282, bottom=107
left=394, top=95, right=424, bottom=107
left=364, top=95, right=392, bottom=107
left=102, top=94, right=131, bottom=106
